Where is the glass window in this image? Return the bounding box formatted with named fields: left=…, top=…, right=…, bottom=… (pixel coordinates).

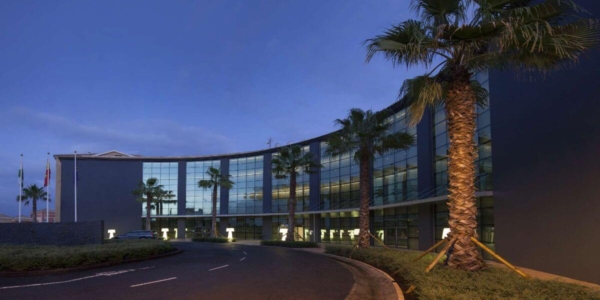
left=142, top=162, right=178, bottom=216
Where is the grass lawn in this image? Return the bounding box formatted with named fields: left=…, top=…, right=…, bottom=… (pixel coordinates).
left=0, top=240, right=175, bottom=272
left=325, top=246, right=600, bottom=300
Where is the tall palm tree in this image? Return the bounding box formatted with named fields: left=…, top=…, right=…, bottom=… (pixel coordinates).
left=198, top=167, right=234, bottom=237
left=156, top=189, right=176, bottom=216
left=17, top=184, right=47, bottom=223
left=132, top=178, right=163, bottom=230
left=272, top=145, right=321, bottom=242
left=365, top=0, right=599, bottom=270
left=326, top=109, right=414, bottom=248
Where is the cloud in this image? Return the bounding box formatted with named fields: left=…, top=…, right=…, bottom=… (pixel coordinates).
left=6, top=107, right=236, bottom=156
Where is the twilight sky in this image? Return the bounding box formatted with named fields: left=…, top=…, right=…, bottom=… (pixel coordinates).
left=0, top=0, right=428, bottom=216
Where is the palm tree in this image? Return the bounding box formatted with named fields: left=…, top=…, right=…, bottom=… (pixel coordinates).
left=132, top=178, right=163, bottom=230
left=326, top=108, right=414, bottom=248
left=365, top=0, right=599, bottom=270
left=272, top=145, right=322, bottom=242
left=156, top=189, right=176, bottom=216
left=17, top=184, right=47, bottom=223
left=198, top=167, right=234, bottom=237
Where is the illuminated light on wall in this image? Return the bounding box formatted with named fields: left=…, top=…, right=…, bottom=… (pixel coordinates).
left=174, top=229, right=178, bottom=238
left=376, top=230, right=384, bottom=242
left=108, top=229, right=116, bottom=239
left=442, top=228, right=451, bottom=239
left=226, top=227, right=235, bottom=240
left=161, top=228, right=169, bottom=240
left=279, top=228, right=288, bottom=241
left=321, top=229, right=326, bottom=240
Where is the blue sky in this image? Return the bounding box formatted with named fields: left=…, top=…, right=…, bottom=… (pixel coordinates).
left=0, top=0, right=428, bottom=216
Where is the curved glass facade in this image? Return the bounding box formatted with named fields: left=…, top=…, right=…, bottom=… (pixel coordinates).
left=133, top=81, right=494, bottom=251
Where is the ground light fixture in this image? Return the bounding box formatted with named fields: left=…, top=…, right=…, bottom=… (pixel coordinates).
left=226, top=227, right=234, bottom=240
left=107, top=229, right=116, bottom=239
left=279, top=228, right=288, bottom=241
left=442, top=228, right=451, bottom=239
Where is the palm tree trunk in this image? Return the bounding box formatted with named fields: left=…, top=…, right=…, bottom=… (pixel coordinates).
left=358, top=155, right=370, bottom=248
left=146, top=195, right=152, bottom=230
left=287, top=173, right=296, bottom=242
left=445, top=69, right=484, bottom=271
left=212, top=184, right=218, bottom=238
left=32, top=198, right=37, bottom=223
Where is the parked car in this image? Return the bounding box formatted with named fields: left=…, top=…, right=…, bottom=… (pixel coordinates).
left=112, top=230, right=157, bottom=239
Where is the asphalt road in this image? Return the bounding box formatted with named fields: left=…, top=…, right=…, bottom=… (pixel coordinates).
left=0, top=242, right=354, bottom=300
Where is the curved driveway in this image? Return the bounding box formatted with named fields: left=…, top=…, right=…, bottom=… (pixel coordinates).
left=0, top=242, right=354, bottom=300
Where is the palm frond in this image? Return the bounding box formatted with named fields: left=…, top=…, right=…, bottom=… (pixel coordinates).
left=365, top=20, right=435, bottom=68
left=373, top=132, right=415, bottom=156
left=470, top=79, right=490, bottom=107
left=400, top=74, right=446, bottom=125
left=412, top=0, right=466, bottom=26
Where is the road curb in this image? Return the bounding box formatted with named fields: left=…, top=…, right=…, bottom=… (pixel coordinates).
left=0, top=248, right=183, bottom=277
left=298, top=249, right=404, bottom=300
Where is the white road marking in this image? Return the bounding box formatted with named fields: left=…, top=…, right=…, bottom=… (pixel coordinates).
left=137, top=266, right=155, bottom=270
left=0, top=275, right=101, bottom=290
left=243, top=251, right=247, bottom=255
left=131, top=277, right=177, bottom=288
left=239, top=257, right=245, bottom=262
left=0, top=268, right=139, bottom=290
left=96, top=269, right=135, bottom=276
left=208, top=264, right=229, bottom=271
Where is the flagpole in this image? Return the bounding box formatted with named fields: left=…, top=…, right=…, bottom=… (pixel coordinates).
left=74, top=151, right=77, bottom=222
left=46, top=152, right=50, bottom=223
left=19, top=154, right=23, bottom=223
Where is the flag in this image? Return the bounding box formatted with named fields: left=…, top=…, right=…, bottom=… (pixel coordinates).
left=44, top=159, right=51, bottom=187
left=18, top=162, right=24, bottom=189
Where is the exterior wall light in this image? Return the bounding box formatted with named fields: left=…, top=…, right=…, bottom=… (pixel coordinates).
left=108, top=229, right=116, bottom=239
left=161, top=228, right=169, bottom=240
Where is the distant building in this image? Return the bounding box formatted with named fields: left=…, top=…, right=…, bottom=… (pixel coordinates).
left=0, top=214, right=33, bottom=223
left=0, top=214, right=13, bottom=223
left=32, top=209, right=55, bottom=223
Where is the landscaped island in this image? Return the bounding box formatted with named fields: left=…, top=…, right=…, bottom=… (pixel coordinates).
left=325, top=246, right=600, bottom=300
left=0, top=240, right=174, bottom=272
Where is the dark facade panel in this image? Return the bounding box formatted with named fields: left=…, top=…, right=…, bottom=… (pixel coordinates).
left=417, top=107, right=434, bottom=197
left=490, top=7, right=600, bottom=283
left=219, top=158, right=230, bottom=215
left=177, top=161, right=187, bottom=216
left=309, top=141, right=321, bottom=211
left=59, top=158, right=143, bottom=239
left=262, top=153, right=273, bottom=213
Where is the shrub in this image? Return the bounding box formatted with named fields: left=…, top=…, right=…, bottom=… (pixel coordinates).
left=260, top=240, right=319, bottom=248
left=191, top=237, right=235, bottom=243
left=325, top=246, right=600, bottom=300
left=0, top=240, right=174, bottom=272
